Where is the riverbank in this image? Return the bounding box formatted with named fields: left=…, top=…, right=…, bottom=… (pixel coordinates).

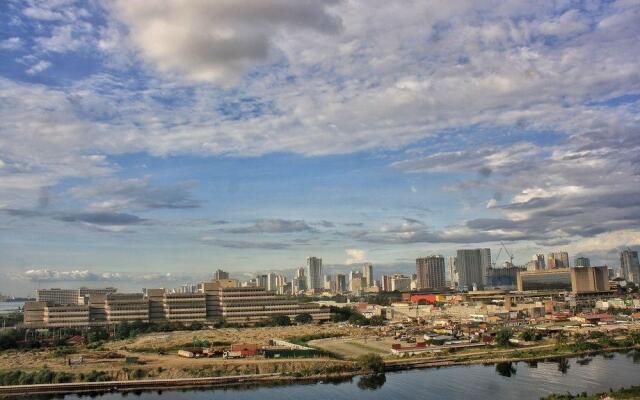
left=1, top=346, right=638, bottom=397
left=541, top=385, right=640, bottom=399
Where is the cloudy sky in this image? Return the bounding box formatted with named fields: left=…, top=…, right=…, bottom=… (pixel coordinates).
left=1, top=0, right=639, bottom=295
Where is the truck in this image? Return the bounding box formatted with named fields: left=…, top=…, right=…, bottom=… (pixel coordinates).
left=223, top=351, right=244, bottom=359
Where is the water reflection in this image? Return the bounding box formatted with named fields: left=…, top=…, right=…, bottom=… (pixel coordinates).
left=357, top=374, right=386, bottom=390
left=576, top=358, right=592, bottom=366
left=495, top=362, right=517, bottom=377
left=602, top=352, right=616, bottom=360
left=556, top=358, right=570, bottom=374
left=358, top=374, right=387, bottom=390
left=627, top=350, right=640, bottom=364
left=525, top=360, right=538, bottom=368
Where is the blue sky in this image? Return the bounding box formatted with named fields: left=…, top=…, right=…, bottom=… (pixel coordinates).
left=1, top=0, right=639, bottom=295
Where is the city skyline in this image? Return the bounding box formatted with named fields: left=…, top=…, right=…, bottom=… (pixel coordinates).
left=2, top=1, right=640, bottom=296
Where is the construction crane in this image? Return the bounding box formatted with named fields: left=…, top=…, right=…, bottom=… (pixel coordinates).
left=492, top=247, right=503, bottom=268
left=500, top=241, right=514, bottom=267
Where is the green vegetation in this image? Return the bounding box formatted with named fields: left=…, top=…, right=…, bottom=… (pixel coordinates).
left=0, top=369, right=74, bottom=385
left=540, top=385, right=640, bottom=399
left=294, top=313, right=313, bottom=324
left=357, top=353, right=385, bottom=374
left=495, top=327, right=513, bottom=347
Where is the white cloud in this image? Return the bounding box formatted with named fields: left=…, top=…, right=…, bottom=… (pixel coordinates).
left=25, top=60, right=52, bottom=74
left=108, top=0, right=343, bottom=84
left=0, top=37, right=22, bottom=50
left=345, top=248, right=366, bottom=264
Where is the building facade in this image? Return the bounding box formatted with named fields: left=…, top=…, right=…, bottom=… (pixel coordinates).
left=306, top=257, right=324, bottom=291
left=456, top=249, right=485, bottom=291
left=620, top=249, right=640, bottom=283
left=416, top=256, right=446, bottom=289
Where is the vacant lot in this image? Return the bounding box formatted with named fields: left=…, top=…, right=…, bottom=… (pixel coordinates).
left=106, top=323, right=369, bottom=352
left=310, top=336, right=396, bottom=359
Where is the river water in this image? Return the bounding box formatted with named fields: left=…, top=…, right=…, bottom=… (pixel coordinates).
left=52, top=351, right=640, bottom=400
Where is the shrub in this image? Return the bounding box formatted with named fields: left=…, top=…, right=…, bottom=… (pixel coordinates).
left=357, top=353, right=385, bottom=374
left=294, top=313, right=313, bottom=324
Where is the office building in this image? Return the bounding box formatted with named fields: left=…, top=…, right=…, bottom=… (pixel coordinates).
left=336, top=273, right=347, bottom=293
left=25, top=281, right=330, bottom=328
left=205, top=286, right=330, bottom=324
left=620, top=249, right=640, bottom=283
left=390, top=274, right=411, bottom=291
left=547, top=252, right=570, bottom=269
left=36, top=287, right=117, bottom=305
left=362, top=263, right=373, bottom=287
left=214, top=269, right=229, bottom=280
left=306, top=257, right=323, bottom=291
left=479, top=248, right=492, bottom=284
left=533, top=254, right=546, bottom=270
left=516, top=266, right=610, bottom=293
left=485, top=266, right=526, bottom=289
left=416, top=256, right=446, bottom=289
left=575, top=257, right=591, bottom=267
left=380, top=275, right=392, bottom=292
left=267, top=272, right=278, bottom=292
left=456, top=249, right=485, bottom=290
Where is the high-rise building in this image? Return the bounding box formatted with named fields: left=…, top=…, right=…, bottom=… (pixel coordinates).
left=362, top=263, right=373, bottom=287
left=620, top=249, right=640, bottom=283
left=380, top=275, right=392, bottom=292
left=479, top=248, right=492, bottom=285
left=336, top=274, right=347, bottom=293
left=296, top=267, right=305, bottom=279
left=390, top=274, right=411, bottom=291
left=456, top=249, right=484, bottom=290
left=349, top=270, right=365, bottom=292
left=306, top=257, right=323, bottom=291
left=547, top=252, right=570, bottom=269
left=266, top=273, right=278, bottom=292
left=447, top=256, right=457, bottom=289
left=257, top=274, right=268, bottom=288
left=416, top=256, right=446, bottom=289
left=533, top=254, right=546, bottom=270
left=214, top=269, right=229, bottom=280
left=575, top=257, right=591, bottom=267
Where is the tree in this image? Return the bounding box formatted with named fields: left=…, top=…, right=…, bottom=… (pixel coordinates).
left=555, top=331, right=568, bottom=348
left=270, top=314, right=291, bottom=326
left=520, top=328, right=537, bottom=342
left=294, top=313, right=313, bottom=324
left=357, top=353, right=385, bottom=374
left=369, top=315, right=385, bottom=326
left=495, top=328, right=513, bottom=347
left=348, top=312, right=369, bottom=326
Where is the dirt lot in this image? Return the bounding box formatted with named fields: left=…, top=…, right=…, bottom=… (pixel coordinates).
left=0, top=324, right=370, bottom=379
left=105, top=323, right=369, bottom=352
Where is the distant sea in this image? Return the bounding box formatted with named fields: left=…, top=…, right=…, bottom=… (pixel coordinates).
left=0, top=301, right=25, bottom=314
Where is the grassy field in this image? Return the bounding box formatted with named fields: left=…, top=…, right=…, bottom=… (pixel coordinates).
left=309, top=336, right=395, bottom=358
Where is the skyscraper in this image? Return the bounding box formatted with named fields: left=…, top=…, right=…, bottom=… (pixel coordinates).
left=447, top=256, right=457, bottom=289
left=416, top=256, right=446, bottom=289
left=479, top=248, right=492, bottom=285
left=266, top=272, right=278, bottom=291
left=214, top=269, right=229, bottom=280
left=362, top=263, right=373, bottom=287
left=620, top=249, right=640, bottom=283
left=532, top=254, right=546, bottom=270
left=306, top=256, right=323, bottom=291
left=336, top=273, right=347, bottom=293
left=456, top=249, right=484, bottom=290
left=575, top=257, right=591, bottom=267
left=547, top=252, right=570, bottom=269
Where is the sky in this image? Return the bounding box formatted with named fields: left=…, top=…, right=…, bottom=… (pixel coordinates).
left=1, top=0, right=639, bottom=296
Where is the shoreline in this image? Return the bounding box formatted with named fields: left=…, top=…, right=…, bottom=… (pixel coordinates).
left=1, top=345, right=638, bottom=397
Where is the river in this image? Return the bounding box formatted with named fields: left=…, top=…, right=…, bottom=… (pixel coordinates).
left=42, top=351, right=640, bottom=400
